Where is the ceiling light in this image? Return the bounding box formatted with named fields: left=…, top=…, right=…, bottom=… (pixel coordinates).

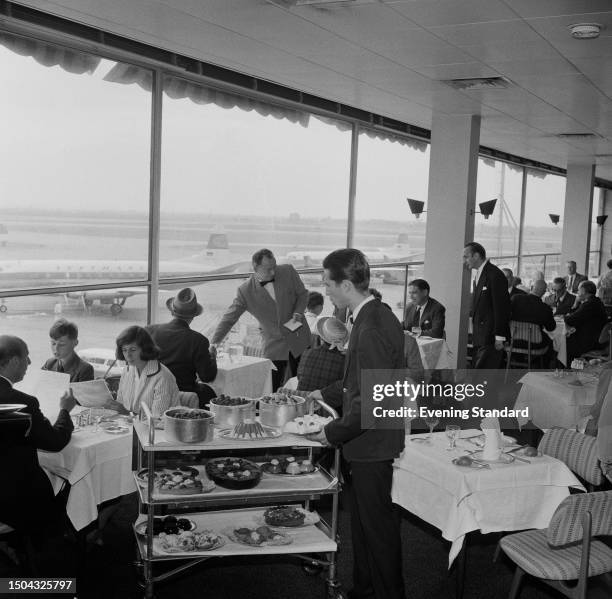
left=556, top=132, right=600, bottom=140
left=568, top=23, right=603, bottom=40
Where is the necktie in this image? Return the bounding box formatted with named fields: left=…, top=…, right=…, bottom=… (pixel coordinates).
left=472, top=277, right=477, bottom=294
left=349, top=315, right=354, bottom=325
left=413, top=306, right=421, bottom=328
left=569, top=276, right=574, bottom=291
left=57, top=361, right=64, bottom=373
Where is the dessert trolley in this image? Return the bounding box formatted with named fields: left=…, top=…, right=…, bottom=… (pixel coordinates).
left=132, top=400, right=345, bottom=598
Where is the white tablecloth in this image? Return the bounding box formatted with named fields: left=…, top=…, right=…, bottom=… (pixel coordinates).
left=392, top=431, right=584, bottom=566
left=404, top=333, right=453, bottom=370
left=546, top=319, right=567, bottom=366
left=210, top=355, right=274, bottom=398
left=36, top=393, right=135, bottom=530
left=514, top=371, right=598, bottom=429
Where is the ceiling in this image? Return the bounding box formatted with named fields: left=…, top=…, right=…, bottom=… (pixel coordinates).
left=13, top=0, right=612, bottom=180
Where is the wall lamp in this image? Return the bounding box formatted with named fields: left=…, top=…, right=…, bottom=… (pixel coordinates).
left=406, top=198, right=426, bottom=218
left=596, top=215, right=608, bottom=226
left=471, top=199, right=497, bottom=220
left=549, top=214, right=561, bottom=226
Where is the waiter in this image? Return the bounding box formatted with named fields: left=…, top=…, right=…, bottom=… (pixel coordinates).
left=212, top=249, right=310, bottom=389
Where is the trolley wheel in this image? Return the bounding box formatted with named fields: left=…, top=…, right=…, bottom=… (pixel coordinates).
left=110, top=303, right=123, bottom=316
left=0, top=304, right=6, bottom=313
left=302, top=560, right=324, bottom=576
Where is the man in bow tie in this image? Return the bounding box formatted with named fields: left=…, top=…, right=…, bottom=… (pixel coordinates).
left=212, top=249, right=310, bottom=389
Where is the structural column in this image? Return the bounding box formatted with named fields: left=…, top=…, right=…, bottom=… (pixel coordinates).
left=424, top=113, right=481, bottom=368
left=561, top=163, right=595, bottom=275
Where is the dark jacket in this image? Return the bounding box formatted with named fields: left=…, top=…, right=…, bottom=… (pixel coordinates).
left=0, top=377, right=73, bottom=533
left=42, top=353, right=94, bottom=383
left=509, top=286, right=527, bottom=298
left=322, top=299, right=405, bottom=462
left=403, top=297, right=446, bottom=339
left=545, top=291, right=575, bottom=316
left=471, top=261, right=511, bottom=347
left=147, top=318, right=217, bottom=393
left=565, top=296, right=608, bottom=361
left=566, top=273, right=588, bottom=294
left=510, top=294, right=556, bottom=349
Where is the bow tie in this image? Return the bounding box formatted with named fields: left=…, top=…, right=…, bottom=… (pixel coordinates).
left=260, top=279, right=274, bottom=287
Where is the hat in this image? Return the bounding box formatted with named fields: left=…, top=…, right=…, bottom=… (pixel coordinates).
left=316, top=317, right=348, bottom=350
left=166, top=288, right=203, bottom=319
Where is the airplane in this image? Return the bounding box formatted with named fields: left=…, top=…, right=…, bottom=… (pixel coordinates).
left=280, top=233, right=424, bottom=269
left=0, top=232, right=248, bottom=316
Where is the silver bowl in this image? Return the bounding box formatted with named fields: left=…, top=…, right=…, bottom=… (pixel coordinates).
left=258, top=396, right=306, bottom=428
left=163, top=408, right=214, bottom=444
left=208, top=400, right=256, bottom=428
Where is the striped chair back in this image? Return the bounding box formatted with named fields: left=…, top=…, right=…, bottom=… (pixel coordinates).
left=510, top=320, right=544, bottom=346
left=539, top=428, right=604, bottom=486
left=547, top=490, right=612, bottom=546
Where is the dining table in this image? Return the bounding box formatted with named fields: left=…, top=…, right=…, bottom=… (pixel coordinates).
left=209, top=354, right=274, bottom=398
left=545, top=316, right=567, bottom=366
left=513, top=370, right=598, bottom=430
left=36, top=397, right=135, bottom=531
left=392, top=430, right=584, bottom=568
left=404, top=332, right=453, bottom=371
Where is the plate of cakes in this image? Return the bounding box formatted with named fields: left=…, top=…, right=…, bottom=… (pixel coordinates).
left=261, top=456, right=317, bottom=476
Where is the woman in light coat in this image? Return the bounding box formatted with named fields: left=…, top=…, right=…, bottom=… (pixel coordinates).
left=115, top=326, right=180, bottom=417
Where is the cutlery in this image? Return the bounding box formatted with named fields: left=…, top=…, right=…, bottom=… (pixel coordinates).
left=509, top=453, right=531, bottom=464
left=505, top=445, right=527, bottom=454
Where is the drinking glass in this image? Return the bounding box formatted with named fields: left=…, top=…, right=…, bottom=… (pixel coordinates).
left=445, top=425, right=460, bottom=451
left=91, top=407, right=104, bottom=433
left=424, top=416, right=439, bottom=442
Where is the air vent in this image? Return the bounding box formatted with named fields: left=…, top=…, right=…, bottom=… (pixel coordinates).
left=442, top=77, right=510, bottom=91
left=557, top=133, right=600, bottom=140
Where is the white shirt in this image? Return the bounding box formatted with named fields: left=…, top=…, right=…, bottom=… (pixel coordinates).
left=350, top=294, right=375, bottom=325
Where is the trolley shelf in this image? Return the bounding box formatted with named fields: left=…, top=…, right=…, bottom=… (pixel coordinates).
left=134, top=507, right=337, bottom=562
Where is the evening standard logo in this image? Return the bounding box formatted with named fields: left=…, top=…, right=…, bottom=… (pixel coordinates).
left=360, top=369, right=530, bottom=429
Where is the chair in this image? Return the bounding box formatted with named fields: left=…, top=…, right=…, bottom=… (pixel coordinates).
left=505, top=320, right=550, bottom=373
left=498, top=490, right=612, bottom=599
left=0, top=412, right=37, bottom=575
left=581, top=322, right=612, bottom=361
left=538, top=428, right=604, bottom=490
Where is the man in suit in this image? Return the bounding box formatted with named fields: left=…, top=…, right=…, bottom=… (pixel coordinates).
left=147, top=288, right=217, bottom=406
left=307, top=249, right=405, bottom=599
left=0, top=335, right=76, bottom=535
left=510, top=280, right=556, bottom=363
left=545, top=277, right=575, bottom=316
left=502, top=268, right=527, bottom=298
left=212, top=249, right=310, bottom=389
left=463, top=242, right=511, bottom=369
left=565, top=260, right=588, bottom=294
left=565, top=280, right=608, bottom=364
left=402, top=278, right=446, bottom=338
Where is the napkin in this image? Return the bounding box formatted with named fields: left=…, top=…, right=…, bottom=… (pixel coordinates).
left=481, top=417, right=502, bottom=460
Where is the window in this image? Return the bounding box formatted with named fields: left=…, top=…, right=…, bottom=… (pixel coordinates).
left=0, top=36, right=152, bottom=291
left=353, top=131, right=429, bottom=265
left=159, top=76, right=352, bottom=279
left=521, top=169, right=566, bottom=282
left=475, top=158, right=523, bottom=268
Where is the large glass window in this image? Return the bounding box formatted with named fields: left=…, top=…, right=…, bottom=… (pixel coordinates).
left=0, top=289, right=147, bottom=371
left=159, top=76, right=352, bottom=279
left=353, top=131, right=429, bottom=265
left=475, top=158, right=523, bottom=269
left=0, top=36, right=152, bottom=291
left=521, top=169, right=566, bottom=282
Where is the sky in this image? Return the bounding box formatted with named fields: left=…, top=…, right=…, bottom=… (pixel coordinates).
left=0, top=41, right=588, bottom=228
